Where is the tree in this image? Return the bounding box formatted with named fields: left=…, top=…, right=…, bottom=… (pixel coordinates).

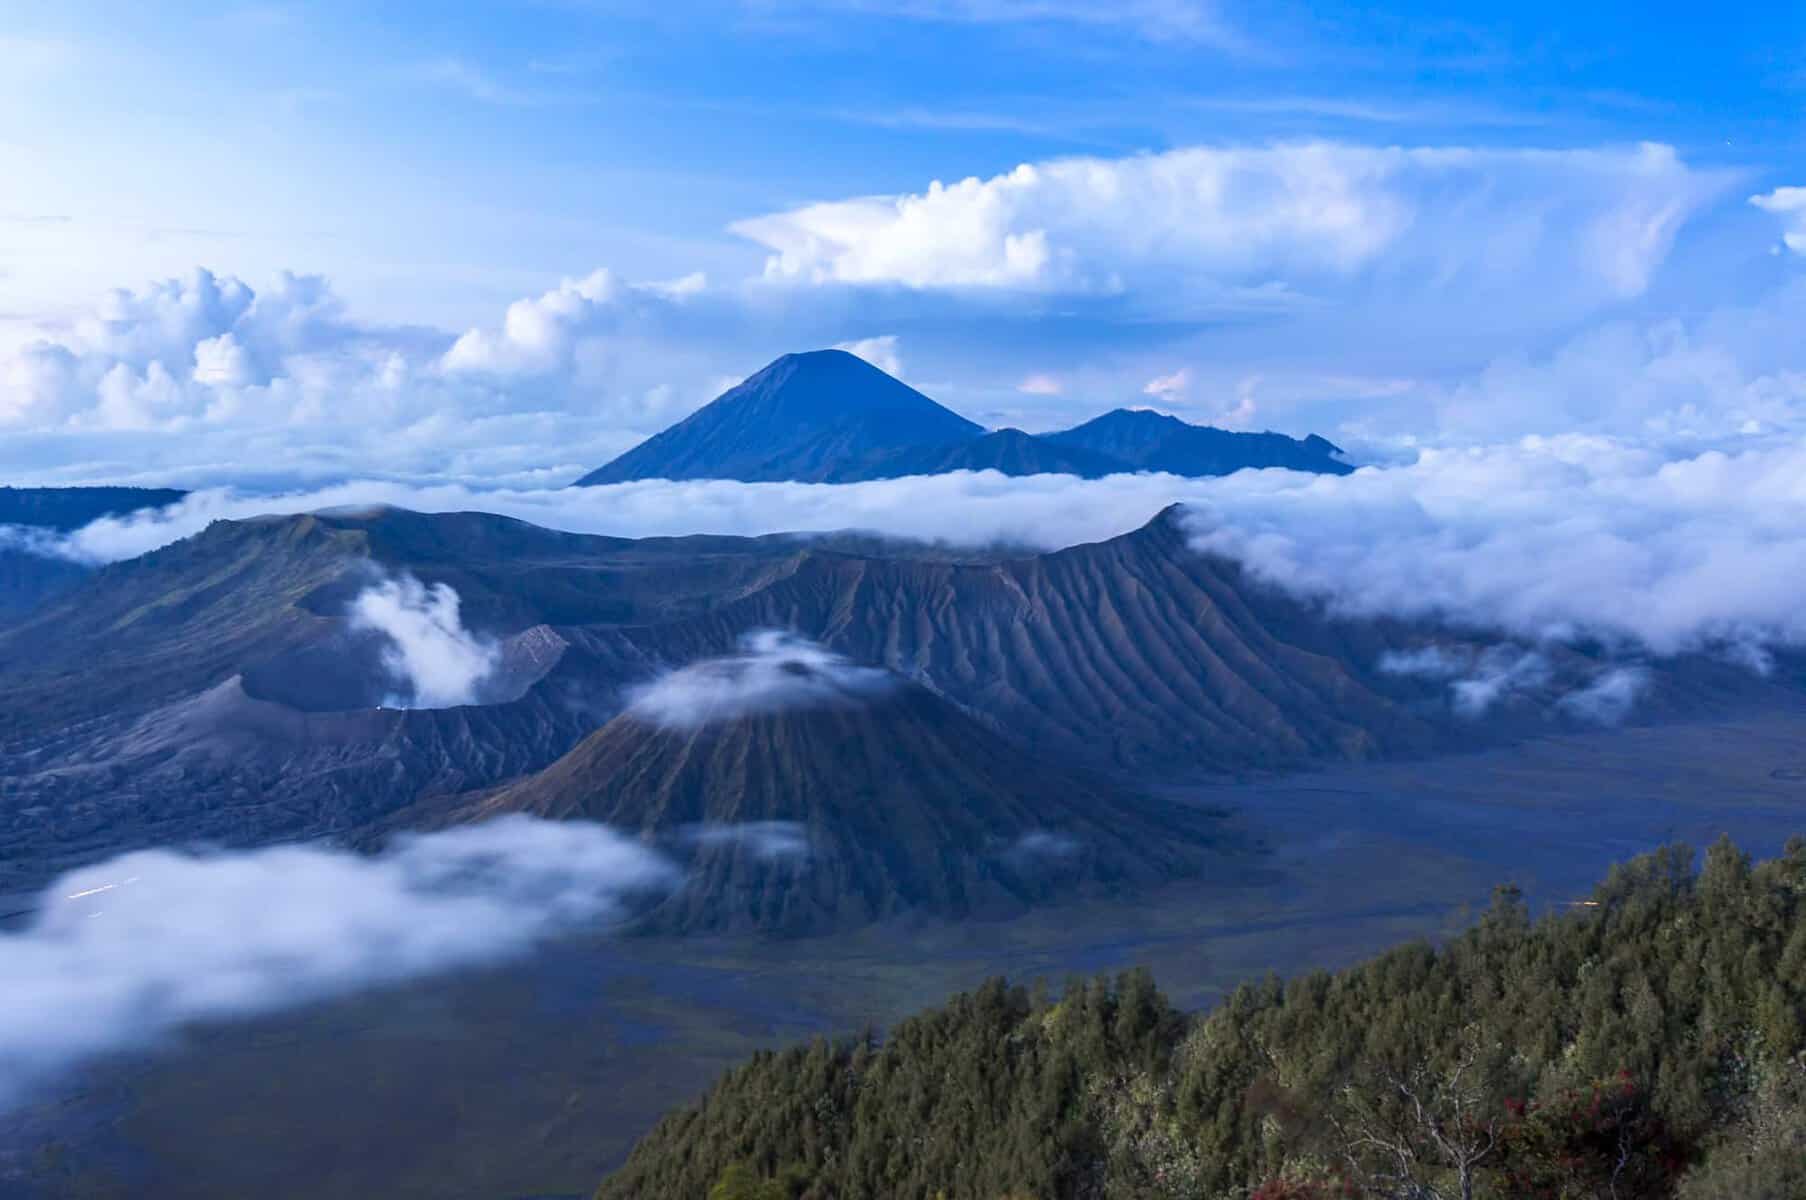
left=708, top=1162, right=810, bottom=1200
left=1325, top=1039, right=1504, bottom=1200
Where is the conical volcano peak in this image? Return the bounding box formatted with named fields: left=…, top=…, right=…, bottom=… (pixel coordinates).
left=573, top=350, right=982, bottom=485
left=755, top=348, right=898, bottom=392
left=453, top=628, right=1229, bottom=933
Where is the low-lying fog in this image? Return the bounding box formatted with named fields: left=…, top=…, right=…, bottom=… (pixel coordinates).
left=8, top=712, right=1804, bottom=1200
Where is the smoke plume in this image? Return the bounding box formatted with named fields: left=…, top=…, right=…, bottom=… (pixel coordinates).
left=348, top=572, right=500, bottom=708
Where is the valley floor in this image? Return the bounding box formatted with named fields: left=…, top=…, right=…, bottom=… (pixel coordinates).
left=9, top=713, right=1806, bottom=1200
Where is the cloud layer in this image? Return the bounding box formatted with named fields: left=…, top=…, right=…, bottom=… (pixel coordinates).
left=22, top=430, right=1806, bottom=663
left=1183, top=435, right=1806, bottom=654
left=626, top=631, right=899, bottom=729
left=0, top=816, right=676, bottom=1109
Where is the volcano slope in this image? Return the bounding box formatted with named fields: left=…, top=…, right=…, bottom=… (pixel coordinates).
left=0, top=504, right=1789, bottom=899
left=421, top=635, right=1230, bottom=934
left=0, top=486, right=189, bottom=619
left=0, top=510, right=817, bottom=892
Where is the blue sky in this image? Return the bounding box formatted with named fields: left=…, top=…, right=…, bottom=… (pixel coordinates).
left=4, top=0, right=1806, bottom=485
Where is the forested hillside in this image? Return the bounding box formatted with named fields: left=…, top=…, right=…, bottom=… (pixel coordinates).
left=599, top=838, right=1806, bottom=1200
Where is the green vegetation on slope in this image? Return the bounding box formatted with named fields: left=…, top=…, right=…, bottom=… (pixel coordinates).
left=599, top=838, right=1806, bottom=1199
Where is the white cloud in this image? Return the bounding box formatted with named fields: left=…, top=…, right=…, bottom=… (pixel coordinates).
left=1449, top=648, right=1552, bottom=718
left=348, top=572, right=500, bottom=709
left=1143, top=367, right=1190, bottom=401
left=0, top=266, right=727, bottom=485
left=1558, top=666, right=1650, bottom=725
left=0, top=141, right=1765, bottom=487
left=1183, top=435, right=1806, bottom=654
left=732, top=143, right=1722, bottom=314
left=625, top=630, right=898, bottom=729
left=1414, top=281, right=1806, bottom=443
left=0, top=816, right=676, bottom=1109
left=33, top=472, right=1233, bottom=564
left=0, top=268, right=446, bottom=435
left=1219, top=376, right=1259, bottom=428
left=22, top=431, right=1806, bottom=665
left=1751, top=186, right=1806, bottom=255
left=1379, top=643, right=1555, bottom=717
left=0, top=521, right=75, bottom=561
left=831, top=334, right=904, bottom=377
left=440, top=267, right=687, bottom=378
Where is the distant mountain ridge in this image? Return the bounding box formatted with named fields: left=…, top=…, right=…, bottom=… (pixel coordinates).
left=574, top=350, right=1352, bottom=485
left=0, top=486, right=190, bottom=620
left=0, top=485, right=187, bottom=531
left=1043, top=408, right=1352, bottom=476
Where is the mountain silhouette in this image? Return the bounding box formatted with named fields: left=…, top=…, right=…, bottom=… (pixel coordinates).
left=574, top=350, right=983, bottom=484
left=1041, top=408, right=1352, bottom=476
left=0, top=485, right=188, bottom=531
left=576, top=352, right=1352, bottom=484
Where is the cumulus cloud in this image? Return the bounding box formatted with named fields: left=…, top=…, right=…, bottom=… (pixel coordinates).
left=0, top=266, right=730, bottom=486
left=626, top=631, right=898, bottom=729
left=732, top=143, right=1722, bottom=314
left=1409, top=280, right=1806, bottom=444
left=1751, top=186, right=1806, bottom=255
left=349, top=572, right=500, bottom=709
left=439, top=267, right=697, bottom=380
left=0, top=815, right=676, bottom=1109
left=0, top=269, right=356, bottom=430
